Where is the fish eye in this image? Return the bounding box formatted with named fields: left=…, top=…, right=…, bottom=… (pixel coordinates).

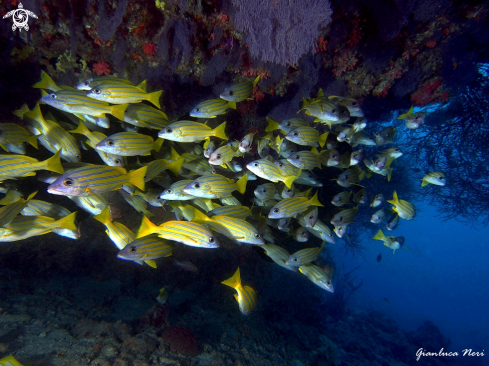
left=63, top=178, right=74, bottom=186
left=293, top=258, right=298, bottom=261
left=339, top=216, right=343, bottom=221
left=216, top=154, right=221, bottom=159
left=107, top=139, right=114, bottom=146
left=293, top=132, right=299, bottom=136
left=50, top=93, right=56, bottom=99
left=195, top=108, right=200, bottom=112
left=115, top=159, right=121, bottom=165
left=94, top=88, right=101, bottom=94
left=194, top=183, right=200, bottom=189
left=253, top=163, right=259, bottom=167
left=415, top=116, right=419, bottom=119
left=209, top=237, right=214, bottom=243
left=309, top=215, right=313, bottom=220
left=76, top=154, right=81, bottom=158
left=254, top=233, right=261, bottom=239
left=278, top=163, right=283, bottom=167
left=165, top=128, right=172, bottom=133
left=332, top=109, right=337, bottom=113
left=287, top=189, right=292, bottom=193
left=327, top=281, right=331, bottom=285
left=302, top=232, right=307, bottom=236
left=294, top=155, right=300, bottom=159
left=287, top=122, right=291, bottom=126
left=273, top=208, right=279, bottom=213
left=229, top=91, right=234, bottom=96
left=352, top=102, right=356, bottom=105
left=84, top=81, right=89, bottom=86
left=440, top=177, right=444, bottom=180
left=166, top=189, right=173, bottom=194
left=262, top=189, right=267, bottom=192
left=129, top=246, right=137, bottom=253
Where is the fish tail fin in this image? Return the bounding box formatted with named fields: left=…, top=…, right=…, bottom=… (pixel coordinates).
left=32, top=71, right=60, bottom=91
left=144, top=260, right=157, bottom=268
left=56, top=212, right=78, bottom=232
left=12, top=103, right=30, bottom=119
left=136, top=79, right=148, bottom=93
left=421, top=179, right=429, bottom=187
left=212, top=122, right=228, bottom=140
left=253, top=75, right=261, bottom=87
left=283, top=176, right=296, bottom=189
left=299, top=97, right=309, bottom=112
left=317, top=88, right=325, bottom=98
left=110, top=104, right=128, bottom=121
left=397, top=106, right=414, bottom=120
left=308, top=191, right=324, bottom=207
left=136, top=215, right=158, bottom=238
left=147, top=90, right=163, bottom=109
left=27, top=134, right=39, bottom=149
left=189, top=206, right=210, bottom=224
left=373, top=229, right=387, bottom=241
left=128, top=166, right=147, bottom=191
left=319, top=132, right=328, bottom=148
left=23, top=103, right=46, bottom=125
left=69, top=121, right=90, bottom=136
left=265, top=117, right=279, bottom=132
left=222, top=267, right=242, bottom=289
left=387, top=191, right=399, bottom=205
left=43, top=149, right=65, bottom=174
left=167, top=157, right=184, bottom=176
left=93, top=206, right=111, bottom=224
left=26, top=191, right=38, bottom=201
left=153, top=137, right=164, bottom=152
left=228, top=101, right=237, bottom=110
left=235, top=173, right=248, bottom=194
left=170, top=147, right=181, bottom=161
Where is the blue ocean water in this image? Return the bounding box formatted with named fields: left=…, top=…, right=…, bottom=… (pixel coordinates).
left=341, top=202, right=489, bottom=363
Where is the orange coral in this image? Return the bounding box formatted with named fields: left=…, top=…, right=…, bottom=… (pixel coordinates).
left=92, top=61, right=110, bottom=76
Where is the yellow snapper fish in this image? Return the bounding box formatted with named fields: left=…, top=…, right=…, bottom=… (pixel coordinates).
left=370, top=209, right=387, bottom=224
left=373, top=229, right=406, bottom=253
left=298, top=264, right=334, bottom=293
left=156, top=287, right=168, bottom=305
left=285, top=126, right=328, bottom=148
left=0, top=355, right=24, bottom=366
left=123, top=103, right=169, bottom=129
left=136, top=215, right=219, bottom=248
left=69, top=121, right=124, bottom=167
left=41, top=89, right=128, bottom=120
left=190, top=206, right=264, bottom=245
left=119, top=190, right=153, bottom=218
left=208, top=205, right=251, bottom=219
left=117, top=234, right=174, bottom=266
left=183, top=173, right=247, bottom=199
left=335, top=167, right=364, bottom=188
left=0, top=150, right=64, bottom=181
left=158, top=121, right=227, bottom=142
left=421, top=171, right=446, bottom=187
left=254, top=182, right=278, bottom=201
left=331, top=191, right=352, bottom=207
left=259, top=243, right=298, bottom=272
left=328, top=95, right=364, bottom=117
left=386, top=212, right=400, bottom=231
left=159, top=179, right=195, bottom=200
left=203, top=139, right=216, bottom=158
left=353, top=188, right=367, bottom=204
left=349, top=148, right=364, bottom=166
left=220, top=76, right=260, bottom=102
left=86, top=82, right=163, bottom=108
left=330, top=206, right=358, bottom=227
left=221, top=267, right=257, bottom=315
left=0, top=212, right=77, bottom=242
left=23, top=104, right=81, bottom=162
left=294, top=227, right=310, bottom=242
left=387, top=191, right=416, bottom=220
left=268, top=192, right=323, bottom=219
left=299, top=97, right=341, bottom=124
left=374, top=126, right=396, bottom=146
left=370, top=193, right=384, bottom=207
left=238, top=132, right=255, bottom=153
left=285, top=242, right=325, bottom=267
left=0, top=191, right=37, bottom=228
left=265, top=117, right=309, bottom=134
left=397, top=106, right=426, bottom=129
left=0, top=123, right=38, bottom=153
left=296, top=206, right=319, bottom=228
left=208, top=144, right=239, bottom=168
left=319, top=149, right=340, bottom=167
left=76, top=75, right=138, bottom=90
left=47, top=165, right=147, bottom=197
left=246, top=159, right=299, bottom=189
left=189, top=99, right=236, bottom=118
left=95, top=131, right=164, bottom=156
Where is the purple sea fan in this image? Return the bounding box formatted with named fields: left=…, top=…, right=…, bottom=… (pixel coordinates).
left=231, top=0, right=332, bottom=66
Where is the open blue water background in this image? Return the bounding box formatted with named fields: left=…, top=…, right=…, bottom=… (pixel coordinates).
left=336, top=202, right=489, bottom=363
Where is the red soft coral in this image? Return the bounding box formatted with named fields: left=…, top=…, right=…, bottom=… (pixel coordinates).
left=143, top=42, right=157, bottom=56
left=92, top=61, right=110, bottom=76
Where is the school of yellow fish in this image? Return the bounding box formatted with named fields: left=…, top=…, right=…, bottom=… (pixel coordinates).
left=0, top=71, right=446, bottom=318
